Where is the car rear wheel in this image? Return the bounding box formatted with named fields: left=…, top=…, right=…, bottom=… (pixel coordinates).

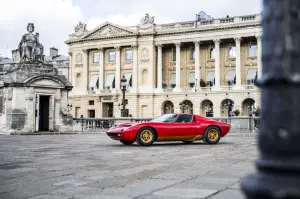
left=120, top=140, right=135, bottom=145
left=203, top=126, right=221, bottom=144
left=136, top=127, right=155, bottom=146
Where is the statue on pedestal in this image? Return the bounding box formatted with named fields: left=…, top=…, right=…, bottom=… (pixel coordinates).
left=18, top=23, right=44, bottom=63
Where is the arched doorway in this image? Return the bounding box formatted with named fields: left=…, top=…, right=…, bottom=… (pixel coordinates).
left=200, top=100, right=213, bottom=117
left=242, top=98, right=255, bottom=116
left=220, top=99, right=234, bottom=117
left=162, top=100, right=174, bottom=114
left=179, top=100, right=193, bottom=114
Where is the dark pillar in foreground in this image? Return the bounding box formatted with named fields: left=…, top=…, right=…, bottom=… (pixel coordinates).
left=240, top=0, right=300, bottom=198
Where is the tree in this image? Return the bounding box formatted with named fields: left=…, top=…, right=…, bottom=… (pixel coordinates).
left=200, top=79, right=207, bottom=87
left=233, top=109, right=240, bottom=116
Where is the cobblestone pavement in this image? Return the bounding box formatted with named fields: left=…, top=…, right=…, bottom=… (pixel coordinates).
left=0, top=133, right=258, bottom=199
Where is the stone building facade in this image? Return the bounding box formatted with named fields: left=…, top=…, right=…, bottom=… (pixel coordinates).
left=66, top=12, right=262, bottom=118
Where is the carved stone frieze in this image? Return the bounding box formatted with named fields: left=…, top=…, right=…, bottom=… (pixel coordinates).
left=84, top=24, right=133, bottom=39
left=140, top=47, right=150, bottom=64
left=74, top=22, right=87, bottom=37
left=139, top=13, right=155, bottom=30
left=35, top=89, right=56, bottom=94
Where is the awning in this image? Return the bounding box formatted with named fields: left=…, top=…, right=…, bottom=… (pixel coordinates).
left=207, top=71, right=215, bottom=82
left=170, top=73, right=176, bottom=85
left=226, top=70, right=236, bottom=81
left=247, top=68, right=257, bottom=80
left=123, top=72, right=132, bottom=86
left=188, top=72, right=195, bottom=83
left=105, top=73, right=115, bottom=87
left=89, top=75, right=99, bottom=88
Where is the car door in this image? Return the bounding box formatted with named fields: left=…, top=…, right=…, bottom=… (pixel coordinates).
left=172, top=114, right=199, bottom=137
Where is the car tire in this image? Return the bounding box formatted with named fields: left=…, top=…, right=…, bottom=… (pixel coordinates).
left=120, top=140, right=135, bottom=145
left=136, top=127, right=156, bottom=146
left=203, top=126, right=221, bottom=144
left=182, top=141, right=193, bottom=144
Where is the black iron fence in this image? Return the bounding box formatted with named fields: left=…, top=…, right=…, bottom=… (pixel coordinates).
left=71, top=116, right=260, bottom=133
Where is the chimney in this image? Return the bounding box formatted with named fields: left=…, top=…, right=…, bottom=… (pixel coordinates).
left=50, top=47, right=58, bottom=59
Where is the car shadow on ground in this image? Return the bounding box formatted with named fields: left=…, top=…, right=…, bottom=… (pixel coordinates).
left=104, top=141, right=232, bottom=147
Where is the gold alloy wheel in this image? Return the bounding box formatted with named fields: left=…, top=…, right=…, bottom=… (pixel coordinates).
left=207, top=129, right=219, bottom=142
left=140, top=130, right=153, bottom=143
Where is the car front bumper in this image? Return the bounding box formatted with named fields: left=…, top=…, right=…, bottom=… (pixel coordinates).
left=106, top=129, right=136, bottom=141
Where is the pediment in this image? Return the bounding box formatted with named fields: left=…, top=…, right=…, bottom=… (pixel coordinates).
left=27, top=79, right=64, bottom=88
left=83, top=22, right=136, bottom=39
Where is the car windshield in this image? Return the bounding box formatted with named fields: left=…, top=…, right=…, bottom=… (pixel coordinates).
left=150, top=114, right=178, bottom=123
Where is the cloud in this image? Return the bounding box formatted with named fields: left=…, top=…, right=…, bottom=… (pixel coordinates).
left=85, top=0, right=262, bottom=30
left=0, top=0, right=84, bottom=57
left=0, top=0, right=262, bottom=58
left=87, top=13, right=143, bottom=30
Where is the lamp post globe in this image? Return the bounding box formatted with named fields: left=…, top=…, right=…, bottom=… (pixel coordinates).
left=121, top=75, right=127, bottom=89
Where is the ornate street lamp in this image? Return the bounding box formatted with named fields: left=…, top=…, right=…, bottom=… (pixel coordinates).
left=240, top=1, right=300, bottom=198
left=120, top=75, right=127, bottom=117
left=67, top=104, right=72, bottom=112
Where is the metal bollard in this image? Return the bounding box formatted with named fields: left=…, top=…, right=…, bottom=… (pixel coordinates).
left=241, top=1, right=300, bottom=198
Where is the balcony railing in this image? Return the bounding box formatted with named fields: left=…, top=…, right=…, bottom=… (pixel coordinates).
left=71, top=116, right=260, bottom=133
left=155, top=14, right=260, bottom=32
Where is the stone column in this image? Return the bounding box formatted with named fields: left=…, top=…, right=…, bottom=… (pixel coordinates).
left=235, top=37, right=242, bottom=88
left=132, top=44, right=138, bottom=91
left=213, top=39, right=221, bottom=90
left=115, top=46, right=121, bottom=91
left=83, top=49, right=89, bottom=93
left=157, top=44, right=163, bottom=90
left=98, top=48, right=104, bottom=90
left=175, top=41, right=181, bottom=91
left=68, top=52, right=72, bottom=82
left=194, top=41, right=200, bottom=90
left=256, top=35, right=262, bottom=78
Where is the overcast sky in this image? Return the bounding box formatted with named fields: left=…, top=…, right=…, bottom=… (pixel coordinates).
left=0, top=0, right=262, bottom=58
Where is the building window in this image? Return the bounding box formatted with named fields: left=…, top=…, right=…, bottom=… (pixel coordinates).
left=172, top=49, right=176, bottom=61
left=105, top=73, right=115, bottom=89
left=249, top=43, right=257, bottom=57
left=89, top=100, right=94, bottom=105
left=93, top=52, right=100, bottom=63
left=88, top=110, right=95, bottom=118
left=229, top=46, right=236, bottom=58
left=210, top=47, right=215, bottom=59
left=191, top=48, right=195, bottom=60
left=109, top=51, right=116, bottom=62
left=89, top=75, right=99, bottom=91
left=125, top=49, right=132, bottom=61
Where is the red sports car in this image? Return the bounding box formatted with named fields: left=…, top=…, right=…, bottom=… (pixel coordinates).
left=106, top=113, right=231, bottom=146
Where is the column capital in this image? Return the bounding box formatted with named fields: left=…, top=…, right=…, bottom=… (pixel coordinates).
left=156, top=44, right=163, bottom=49
left=131, top=44, right=138, bottom=49
left=68, top=52, right=72, bottom=56
left=213, top=39, right=221, bottom=45
left=255, top=34, right=262, bottom=40
left=82, top=48, right=89, bottom=53
left=234, top=37, right=242, bottom=43
left=193, top=40, right=201, bottom=47
left=174, top=41, right=181, bottom=47
left=98, top=47, right=104, bottom=52
left=114, top=45, right=121, bottom=51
